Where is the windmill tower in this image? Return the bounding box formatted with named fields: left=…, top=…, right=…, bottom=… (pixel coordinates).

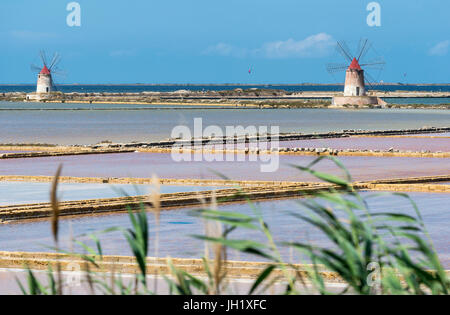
left=28, top=51, right=62, bottom=100
left=344, top=58, right=366, bottom=96
left=36, top=64, right=53, bottom=93
left=327, top=39, right=386, bottom=107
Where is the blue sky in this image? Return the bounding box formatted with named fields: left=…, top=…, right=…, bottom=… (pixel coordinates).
left=1, top=0, right=449, bottom=84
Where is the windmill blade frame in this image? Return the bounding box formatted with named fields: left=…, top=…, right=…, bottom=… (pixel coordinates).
left=30, top=64, right=42, bottom=73
left=358, top=42, right=372, bottom=62
left=326, top=63, right=349, bottom=73
left=340, top=40, right=354, bottom=60
left=364, top=71, right=380, bottom=90
left=336, top=40, right=353, bottom=63
left=360, top=61, right=385, bottom=71
left=49, top=52, right=61, bottom=71
left=40, top=50, right=48, bottom=67
left=356, top=38, right=362, bottom=59
left=51, top=69, right=67, bottom=78
left=357, top=39, right=369, bottom=61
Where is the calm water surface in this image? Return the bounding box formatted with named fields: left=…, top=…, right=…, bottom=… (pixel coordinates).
left=0, top=182, right=224, bottom=206
left=383, top=97, right=450, bottom=105
left=402, top=133, right=450, bottom=137
left=0, top=153, right=447, bottom=182
left=0, top=192, right=448, bottom=267
left=1, top=105, right=449, bottom=144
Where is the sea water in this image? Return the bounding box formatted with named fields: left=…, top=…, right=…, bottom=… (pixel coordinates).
left=1, top=105, right=449, bottom=144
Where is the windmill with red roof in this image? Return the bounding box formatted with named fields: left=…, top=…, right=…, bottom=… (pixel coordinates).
left=326, top=39, right=386, bottom=106
left=344, top=57, right=366, bottom=96
left=31, top=51, right=63, bottom=94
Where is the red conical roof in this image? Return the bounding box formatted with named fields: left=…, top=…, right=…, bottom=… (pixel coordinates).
left=348, top=57, right=362, bottom=70
left=40, top=65, right=51, bottom=75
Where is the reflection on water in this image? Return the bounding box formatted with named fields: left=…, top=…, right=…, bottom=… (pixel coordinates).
left=1, top=107, right=449, bottom=144
left=0, top=192, right=448, bottom=267
left=0, top=182, right=224, bottom=206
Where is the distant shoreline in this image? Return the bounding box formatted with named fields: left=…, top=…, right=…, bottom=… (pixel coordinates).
left=1, top=83, right=450, bottom=87
left=1, top=89, right=449, bottom=110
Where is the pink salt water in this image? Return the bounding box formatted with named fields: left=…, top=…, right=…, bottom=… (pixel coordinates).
left=0, top=153, right=448, bottom=182
left=0, top=192, right=447, bottom=268
left=199, top=134, right=449, bottom=152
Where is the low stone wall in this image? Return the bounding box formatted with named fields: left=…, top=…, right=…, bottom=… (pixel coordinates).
left=1, top=127, right=448, bottom=153
left=0, top=251, right=344, bottom=282
left=276, top=148, right=450, bottom=158
left=354, top=135, right=450, bottom=139
left=89, top=127, right=450, bottom=149
left=2, top=174, right=449, bottom=186
left=0, top=175, right=312, bottom=187
left=2, top=89, right=449, bottom=102
left=139, top=147, right=450, bottom=158
left=0, top=146, right=448, bottom=159
left=0, top=149, right=135, bottom=159
left=363, top=183, right=450, bottom=193
left=1, top=174, right=448, bottom=223
left=359, top=175, right=450, bottom=184
left=0, top=184, right=337, bottom=223
left=332, top=95, right=384, bottom=107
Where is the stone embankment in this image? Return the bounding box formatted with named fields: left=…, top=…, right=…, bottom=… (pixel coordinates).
left=0, top=184, right=336, bottom=223
left=2, top=251, right=449, bottom=284
left=363, top=183, right=450, bottom=193
left=360, top=175, right=450, bottom=185
left=2, top=88, right=449, bottom=100
left=0, top=175, right=313, bottom=187
left=357, top=175, right=450, bottom=192
left=1, top=127, right=447, bottom=159
left=0, top=149, right=135, bottom=159
left=1, top=146, right=448, bottom=159
left=139, top=147, right=450, bottom=158
left=2, top=90, right=450, bottom=110
left=0, top=251, right=345, bottom=283
left=94, top=126, right=450, bottom=158
left=273, top=147, right=450, bottom=158
left=91, top=127, right=450, bottom=149
left=1, top=174, right=449, bottom=223
left=1, top=174, right=449, bottom=186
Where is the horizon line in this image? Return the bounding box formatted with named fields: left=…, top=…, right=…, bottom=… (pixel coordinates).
left=1, top=83, right=450, bottom=86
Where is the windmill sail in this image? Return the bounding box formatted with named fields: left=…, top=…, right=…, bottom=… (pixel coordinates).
left=326, top=39, right=385, bottom=92
left=327, top=39, right=387, bottom=107
left=31, top=50, right=64, bottom=93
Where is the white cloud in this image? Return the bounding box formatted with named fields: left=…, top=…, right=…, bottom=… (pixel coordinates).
left=203, top=33, right=334, bottom=59
left=260, top=33, right=334, bottom=58
left=428, top=40, right=450, bottom=56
